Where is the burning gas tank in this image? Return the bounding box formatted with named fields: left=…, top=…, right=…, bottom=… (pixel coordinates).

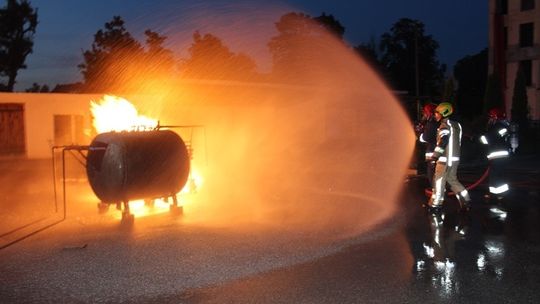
left=86, top=130, right=190, bottom=204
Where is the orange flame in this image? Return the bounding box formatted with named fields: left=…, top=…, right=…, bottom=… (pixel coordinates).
left=90, top=95, right=158, bottom=134
left=182, top=167, right=203, bottom=194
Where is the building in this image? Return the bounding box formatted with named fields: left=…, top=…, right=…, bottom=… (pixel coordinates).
left=1, top=74, right=413, bottom=166
left=0, top=93, right=177, bottom=159
left=489, top=0, right=540, bottom=120
left=0, top=93, right=101, bottom=158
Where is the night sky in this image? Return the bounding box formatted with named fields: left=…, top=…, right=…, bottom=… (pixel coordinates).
left=16, top=0, right=488, bottom=91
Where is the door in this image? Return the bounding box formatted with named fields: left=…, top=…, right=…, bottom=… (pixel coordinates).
left=0, top=103, right=25, bottom=155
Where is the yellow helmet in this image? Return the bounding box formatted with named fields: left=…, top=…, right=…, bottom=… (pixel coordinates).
left=435, top=102, right=453, bottom=117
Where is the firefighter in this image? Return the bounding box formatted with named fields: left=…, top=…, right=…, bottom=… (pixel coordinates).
left=418, top=103, right=439, bottom=185
left=480, top=108, right=511, bottom=200
left=425, top=102, right=471, bottom=212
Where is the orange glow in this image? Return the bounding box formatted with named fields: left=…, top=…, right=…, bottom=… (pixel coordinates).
left=111, top=199, right=172, bottom=220
left=137, top=20, right=416, bottom=233
left=89, top=95, right=203, bottom=218
left=82, top=5, right=414, bottom=235
left=90, top=95, right=158, bottom=133
left=182, top=167, right=204, bottom=194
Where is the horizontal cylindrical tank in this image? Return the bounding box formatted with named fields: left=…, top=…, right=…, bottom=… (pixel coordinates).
left=86, top=130, right=190, bottom=203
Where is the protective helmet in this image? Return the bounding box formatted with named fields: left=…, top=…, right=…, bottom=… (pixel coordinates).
left=488, top=108, right=506, bottom=120
left=422, top=103, right=437, bottom=116
left=435, top=102, right=453, bottom=118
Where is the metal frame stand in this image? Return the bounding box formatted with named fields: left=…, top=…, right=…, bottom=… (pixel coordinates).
left=51, top=145, right=89, bottom=220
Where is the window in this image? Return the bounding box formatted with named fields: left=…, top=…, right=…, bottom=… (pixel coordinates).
left=520, top=60, right=532, bottom=86
left=497, top=0, right=508, bottom=14
left=521, top=0, right=535, bottom=11
left=519, top=23, right=534, bottom=47
left=54, top=114, right=84, bottom=145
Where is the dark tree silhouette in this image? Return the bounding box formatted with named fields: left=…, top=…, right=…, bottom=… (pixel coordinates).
left=180, top=31, right=258, bottom=81
left=143, top=30, right=176, bottom=80
left=268, top=11, right=346, bottom=84
left=379, top=18, right=445, bottom=97
left=313, top=12, right=345, bottom=39
left=453, top=48, right=488, bottom=119
left=79, top=16, right=178, bottom=93
left=483, top=72, right=505, bottom=115
left=0, top=0, right=38, bottom=92
left=78, top=16, right=146, bottom=92
left=354, top=37, right=383, bottom=73
left=25, top=82, right=49, bottom=92
left=442, top=77, right=455, bottom=104
left=268, top=12, right=316, bottom=83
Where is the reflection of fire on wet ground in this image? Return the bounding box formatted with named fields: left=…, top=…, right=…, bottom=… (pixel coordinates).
left=0, top=186, right=400, bottom=303
left=0, top=159, right=62, bottom=249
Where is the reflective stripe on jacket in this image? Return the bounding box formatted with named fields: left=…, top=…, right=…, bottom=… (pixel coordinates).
left=480, top=120, right=510, bottom=160
left=432, top=118, right=462, bottom=167
left=420, top=118, right=438, bottom=155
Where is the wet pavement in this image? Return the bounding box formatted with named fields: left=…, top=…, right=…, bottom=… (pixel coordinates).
left=172, top=153, right=540, bottom=304
left=1, top=151, right=539, bottom=303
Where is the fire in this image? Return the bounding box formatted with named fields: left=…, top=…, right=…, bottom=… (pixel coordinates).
left=90, top=95, right=158, bottom=133
left=113, top=199, right=173, bottom=220
left=89, top=95, right=203, bottom=219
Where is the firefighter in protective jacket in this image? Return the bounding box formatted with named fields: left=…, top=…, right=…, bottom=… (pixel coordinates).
left=480, top=108, right=511, bottom=199
left=426, top=102, right=471, bottom=212
left=418, top=103, right=439, bottom=185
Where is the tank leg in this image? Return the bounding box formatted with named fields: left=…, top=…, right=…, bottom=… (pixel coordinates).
left=189, top=178, right=197, bottom=193
left=97, top=202, right=109, bottom=214
left=170, top=194, right=183, bottom=216
left=144, top=199, right=154, bottom=208
left=121, top=201, right=134, bottom=224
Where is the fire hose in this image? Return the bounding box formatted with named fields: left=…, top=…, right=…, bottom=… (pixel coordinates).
left=424, top=165, right=490, bottom=197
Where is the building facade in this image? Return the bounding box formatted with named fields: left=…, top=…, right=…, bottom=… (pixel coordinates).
left=0, top=93, right=100, bottom=158
left=0, top=93, right=180, bottom=159
left=489, top=0, right=540, bottom=120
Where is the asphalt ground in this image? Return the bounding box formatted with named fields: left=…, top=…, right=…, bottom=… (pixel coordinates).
left=0, top=149, right=539, bottom=303
left=170, top=153, right=540, bottom=304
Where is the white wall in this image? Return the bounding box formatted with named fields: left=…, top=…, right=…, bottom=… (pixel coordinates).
left=0, top=93, right=101, bottom=158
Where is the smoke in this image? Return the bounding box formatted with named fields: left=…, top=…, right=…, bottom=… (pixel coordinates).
left=127, top=18, right=415, bottom=239
left=74, top=2, right=415, bottom=240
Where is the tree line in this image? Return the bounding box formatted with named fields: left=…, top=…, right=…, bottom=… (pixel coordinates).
left=0, top=0, right=37, bottom=92
left=0, top=0, right=529, bottom=128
